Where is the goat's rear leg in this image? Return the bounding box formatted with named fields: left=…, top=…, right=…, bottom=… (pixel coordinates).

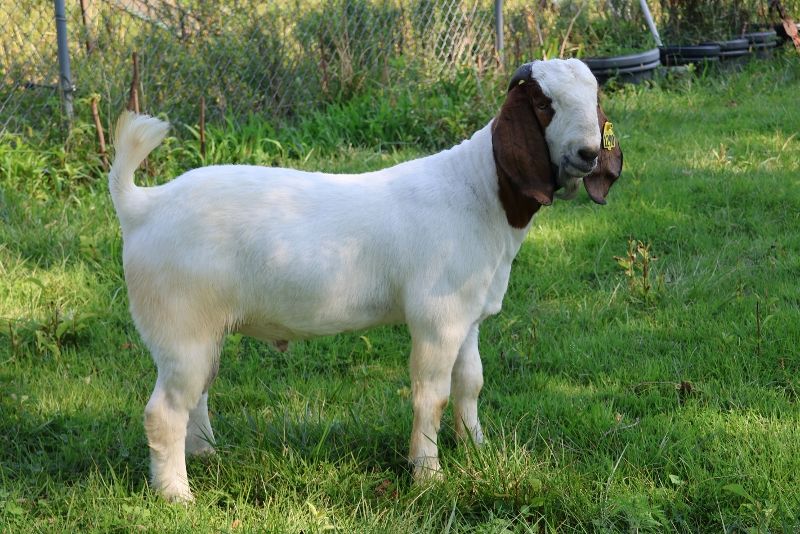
left=144, top=338, right=219, bottom=502
left=185, top=390, right=216, bottom=457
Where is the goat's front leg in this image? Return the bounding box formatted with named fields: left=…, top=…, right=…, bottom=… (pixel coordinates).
left=451, top=323, right=485, bottom=446
left=408, top=323, right=470, bottom=480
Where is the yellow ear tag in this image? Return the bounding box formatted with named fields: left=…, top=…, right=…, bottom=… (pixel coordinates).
left=603, top=121, right=616, bottom=151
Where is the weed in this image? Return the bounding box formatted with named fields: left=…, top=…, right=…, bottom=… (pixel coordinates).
left=614, top=238, right=661, bottom=302
left=722, top=484, right=776, bottom=534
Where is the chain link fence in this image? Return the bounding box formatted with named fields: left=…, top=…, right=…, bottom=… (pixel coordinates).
left=1, top=1, right=65, bottom=134
left=1, top=0, right=514, bottom=137
left=6, top=2, right=789, bottom=139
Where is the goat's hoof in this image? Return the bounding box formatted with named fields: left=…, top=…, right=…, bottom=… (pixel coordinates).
left=166, top=493, right=194, bottom=505
left=413, top=468, right=444, bottom=484
left=185, top=436, right=216, bottom=457
left=159, top=485, right=194, bottom=504
left=456, top=428, right=485, bottom=448
left=187, top=445, right=216, bottom=458
left=411, top=458, right=444, bottom=484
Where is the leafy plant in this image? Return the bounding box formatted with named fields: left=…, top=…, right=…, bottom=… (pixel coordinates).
left=614, top=239, right=661, bottom=301
left=7, top=304, right=95, bottom=358
left=595, top=493, right=668, bottom=532
left=722, top=483, right=776, bottom=533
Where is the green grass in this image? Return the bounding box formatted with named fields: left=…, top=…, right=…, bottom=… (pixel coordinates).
left=2, top=58, right=800, bottom=532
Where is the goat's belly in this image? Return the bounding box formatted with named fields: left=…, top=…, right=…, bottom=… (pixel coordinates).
left=236, top=302, right=404, bottom=342
left=238, top=322, right=312, bottom=342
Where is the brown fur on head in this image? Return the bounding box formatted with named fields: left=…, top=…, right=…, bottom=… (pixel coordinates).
left=492, top=80, right=556, bottom=228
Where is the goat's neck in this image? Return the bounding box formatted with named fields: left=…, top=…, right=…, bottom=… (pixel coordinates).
left=437, top=121, right=534, bottom=239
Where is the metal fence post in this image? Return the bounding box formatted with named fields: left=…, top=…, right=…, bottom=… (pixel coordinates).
left=54, top=0, right=75, bottom=126
left=494, top=0, right=504, bottom=60
left=639, top=0, right=662, bottom=47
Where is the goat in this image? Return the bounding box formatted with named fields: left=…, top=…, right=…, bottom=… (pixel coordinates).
left=108, top=58, right=623, bottom=502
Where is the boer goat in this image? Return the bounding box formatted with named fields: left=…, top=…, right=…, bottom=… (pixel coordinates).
left=109, top=58, right=623, bottom=501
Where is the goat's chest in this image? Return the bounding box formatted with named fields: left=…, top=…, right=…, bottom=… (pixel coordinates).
left=478, top=258, right=515, bottom=320
left=477, top=226, right=528, bottom=320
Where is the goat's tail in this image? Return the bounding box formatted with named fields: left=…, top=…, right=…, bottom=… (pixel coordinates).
left=108, top=112, right=169, bottom=225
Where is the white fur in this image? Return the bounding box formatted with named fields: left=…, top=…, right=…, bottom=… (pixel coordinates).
left=531, top=58, right=601, bottom=175
left=109, top=59, right=600, bottom=501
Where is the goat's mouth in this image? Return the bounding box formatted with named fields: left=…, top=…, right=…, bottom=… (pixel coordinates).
left=554, top=156, right=595, bottom=200
left=560, top=155, right=596, bottom=178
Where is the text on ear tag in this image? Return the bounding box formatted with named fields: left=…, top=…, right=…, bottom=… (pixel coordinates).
left=603, top=122, right=616, bottom=151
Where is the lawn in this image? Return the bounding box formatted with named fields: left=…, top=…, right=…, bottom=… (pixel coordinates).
left=1, top=58, right=799, bottom=532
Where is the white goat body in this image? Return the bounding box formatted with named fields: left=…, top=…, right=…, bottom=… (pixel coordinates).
left=118, top=125, right=514, bottom=341
left=109, top=58, right=619, bottom=501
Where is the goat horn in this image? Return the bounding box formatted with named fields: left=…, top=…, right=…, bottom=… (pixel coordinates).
left=507, top=62, right=535, bottom=92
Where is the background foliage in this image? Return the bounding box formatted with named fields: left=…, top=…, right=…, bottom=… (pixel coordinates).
left=2, top=0, right=799, bottom=138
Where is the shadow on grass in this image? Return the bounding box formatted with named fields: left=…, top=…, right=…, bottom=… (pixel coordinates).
left=0, top=371, right=412, bottom=507
left=0, top=400, right=150, bottom=497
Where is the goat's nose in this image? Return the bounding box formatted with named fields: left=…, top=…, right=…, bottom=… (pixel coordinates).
left=577, top=147, right=599, bottom=163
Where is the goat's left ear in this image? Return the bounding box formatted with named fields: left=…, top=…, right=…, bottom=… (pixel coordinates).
left=492, top=82, right=555, bottom=207
left=583, top=105, right=623, bottom=204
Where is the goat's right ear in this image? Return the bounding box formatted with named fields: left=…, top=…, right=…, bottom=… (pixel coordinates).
left=492, top=83, right=555, bottom=207
left=583, top=104, right=623, bottom=204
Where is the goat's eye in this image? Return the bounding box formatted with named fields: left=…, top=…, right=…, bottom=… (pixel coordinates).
left=536, top=102, right=550, bottom=111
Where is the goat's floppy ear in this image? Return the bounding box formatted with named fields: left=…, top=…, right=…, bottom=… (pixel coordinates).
left=583, top=105, right=623, bottom=205
left=492, top=82, right=555, bottom=207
